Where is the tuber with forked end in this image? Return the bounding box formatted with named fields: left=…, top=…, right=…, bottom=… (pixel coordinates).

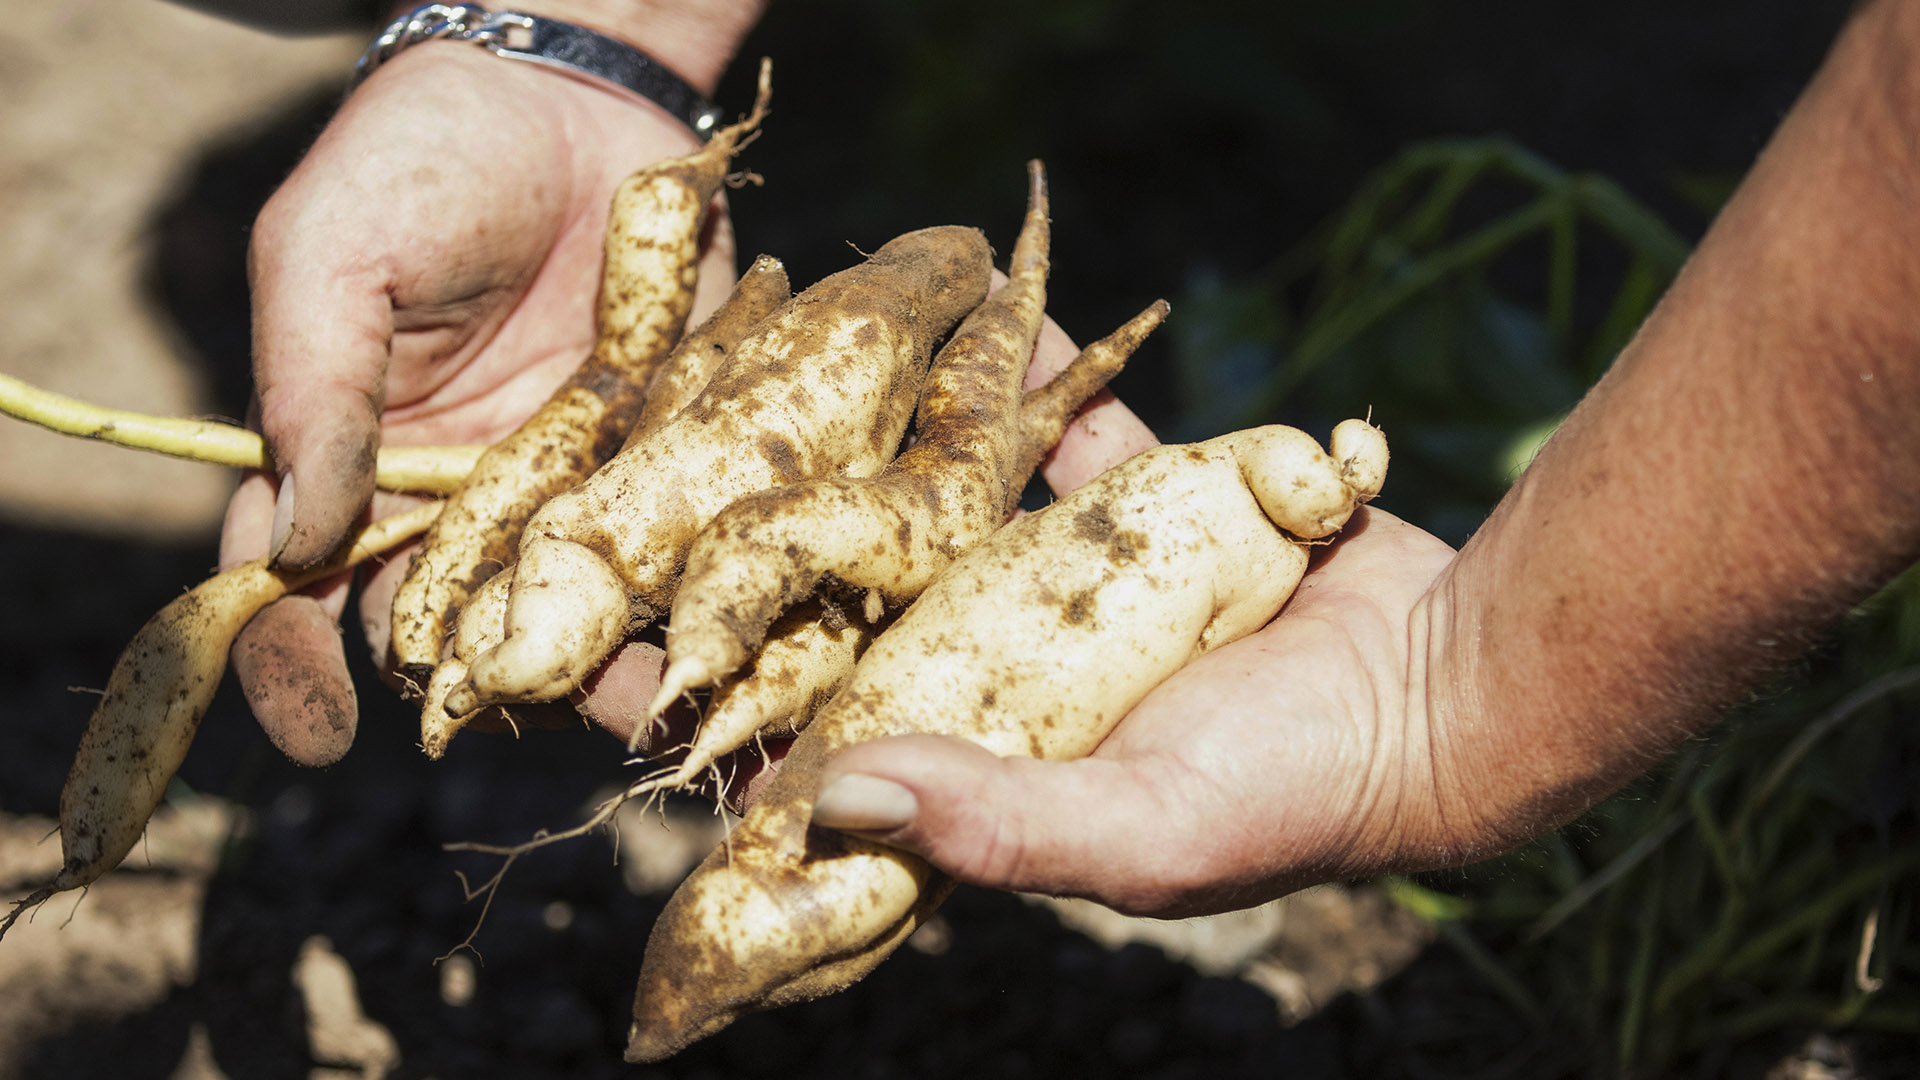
left=388, top=68, right=776, bottom=681
left=618, top=302, right=1166, bottom=799
left=448, top=224, right=992, bottom=716
left=622, top=298, right=1165, bottom=800
left=632, top=162, right=1166, bottom=801
left=625, top=420, right=1389, bottom=1061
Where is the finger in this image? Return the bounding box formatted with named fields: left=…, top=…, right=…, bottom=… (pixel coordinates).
left=573, top=639, right=671, bottom=748
left=1040, top=389, right=1158, bottom=497
left=688, top=198, right=739, bottom=324
left=716, top=736, right=789, bottom=815
left=219, top=468, right=280, bottom=570
left=810, top=733, right=1224, bottom=917
left=222, top=467, right=360, bottom=764
left=248, top=181, right=394, bottom=571
left=354, top=537, right=418, bottom=682
left=1023, top=314, right=1159, bottom=497
left=220, top=469, right=355, bottom=621
left=353, top=490, right=436, bottom=688
left=231, top=595, right=358, bottom=767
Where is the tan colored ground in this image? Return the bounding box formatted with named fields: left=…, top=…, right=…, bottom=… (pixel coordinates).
left=0, top=5, right=1435, bottom=1070
left=0, top=0, right=357, bottom=539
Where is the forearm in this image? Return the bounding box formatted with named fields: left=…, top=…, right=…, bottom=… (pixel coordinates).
left=439, top=0, right=767, bottom=93
left=169, top=1, right=765, bottom=94
left=1427, top=0, right=1920, bottom=851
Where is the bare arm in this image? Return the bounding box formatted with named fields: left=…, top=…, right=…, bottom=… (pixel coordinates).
left=167, top=1, right=763, bottom=88
left=1423, top=0, right=1920, bottom=856
left=809, top=0, right=1920, bottom=914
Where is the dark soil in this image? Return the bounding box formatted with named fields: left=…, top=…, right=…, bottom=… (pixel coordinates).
left=1, top=2, right=1877, bottom=1076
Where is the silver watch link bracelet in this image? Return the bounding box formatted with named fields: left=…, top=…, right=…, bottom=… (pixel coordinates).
left=350, top=3, right=726, bottom=140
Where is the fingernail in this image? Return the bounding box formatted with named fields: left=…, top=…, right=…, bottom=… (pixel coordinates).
left=813, top=774, right=917, bottom=833
left=268, top=471, right=297, bottom=563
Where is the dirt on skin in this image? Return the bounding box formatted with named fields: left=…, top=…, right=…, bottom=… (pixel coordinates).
left=0, top=4, right=1434, bottom=1074
left=230, top=597, right=358, bottom=768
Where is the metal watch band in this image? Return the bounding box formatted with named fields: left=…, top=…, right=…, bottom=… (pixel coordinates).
left=350, top=3, right=726, bottom=140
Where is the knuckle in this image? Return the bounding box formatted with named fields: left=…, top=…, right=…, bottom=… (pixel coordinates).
left=925, top=760, right=1037, bottom=889
left=248, top=188, right=303, bottom=267
left=978, top=814, right=1038, bottom=887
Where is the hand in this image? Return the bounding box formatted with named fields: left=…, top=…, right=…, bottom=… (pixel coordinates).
left=810, top=506, right=1468, bottom=919
left=801, top=0, right=1920, bottom=918
left=220, top=37, right=742, bottom=764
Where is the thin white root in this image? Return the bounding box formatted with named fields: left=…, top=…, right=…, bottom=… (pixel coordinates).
left=438, top=761, right=687, bottom=952
left=645, top=659, right=711, bottom=729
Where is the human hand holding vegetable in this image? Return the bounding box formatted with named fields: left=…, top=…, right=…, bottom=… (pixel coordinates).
left=806, top=506, right=1460, bottom=918
left=218, top=0, right=765, bottom=763
left=811, top=0, right=1920, bottom=918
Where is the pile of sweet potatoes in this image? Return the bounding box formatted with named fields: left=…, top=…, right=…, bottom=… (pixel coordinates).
left=0, top=79, right=1387, bottom=1063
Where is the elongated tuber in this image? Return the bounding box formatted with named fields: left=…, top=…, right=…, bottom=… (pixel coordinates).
left=626, top=420, right=1389, bottom=1061
left=449, top=225, right=992, bottom=716
left=0, top=503, right=443, bottom=941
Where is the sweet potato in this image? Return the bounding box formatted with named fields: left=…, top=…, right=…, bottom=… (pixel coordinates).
left=624, top=420, right=1390, bottom=1061
left=632, top=255, right=791, bottom=439
left=627, top=164, right=1166, bottom=798
left=411, top=259, right=791, bottom=757
left=651, top=161, right=1057, bottom=705
left=447, top=225, right=992, bottom=716
left=387, top=69, right=774, bottom=681
left=0, top=503, right=443, bottom=941
left=418, top=570, right=509, bottom=759
left=611, top=599, right=871, bottom=798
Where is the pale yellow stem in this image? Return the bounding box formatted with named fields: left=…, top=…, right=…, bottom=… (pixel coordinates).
left=312, top=500, right=446, bottom=582
left=0, top=373, right=485, bottom=494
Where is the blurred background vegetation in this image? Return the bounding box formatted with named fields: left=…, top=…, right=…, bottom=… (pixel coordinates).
left=705, top=1, right=1914, bottom=1076
left=64, top=0, right=1909, bottom=1075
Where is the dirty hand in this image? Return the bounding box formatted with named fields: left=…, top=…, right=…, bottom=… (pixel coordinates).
left=810, top=508, right=1466, bottom=919
left=220, top=8, right=754, bottom=765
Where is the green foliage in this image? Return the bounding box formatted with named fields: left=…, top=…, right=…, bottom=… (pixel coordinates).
left=1449, top=572, right=1920, bottom=1078
left=1169, top=135, right=1687, bottom=543
left=1209, top=137, right=1920, bottom=1076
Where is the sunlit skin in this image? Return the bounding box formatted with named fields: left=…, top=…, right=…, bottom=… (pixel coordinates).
left=228, top=0, right=1919, bottom=924
left=810, top=0, right=1920, bottom=916
left=220, top=1, right=764, bottom=741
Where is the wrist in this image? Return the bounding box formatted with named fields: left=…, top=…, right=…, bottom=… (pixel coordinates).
left=378, top=0, right=765, bottom=94
left=1388, top=564, right=1616, bottom=872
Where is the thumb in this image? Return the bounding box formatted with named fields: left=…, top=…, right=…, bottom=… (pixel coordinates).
left=810, top=734, right=1211, bottom=916
left=247, top=188, right=393, bottom=570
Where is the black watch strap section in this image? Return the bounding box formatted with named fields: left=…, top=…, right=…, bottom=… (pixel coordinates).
left=352, top=4, right=725, bottom=140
